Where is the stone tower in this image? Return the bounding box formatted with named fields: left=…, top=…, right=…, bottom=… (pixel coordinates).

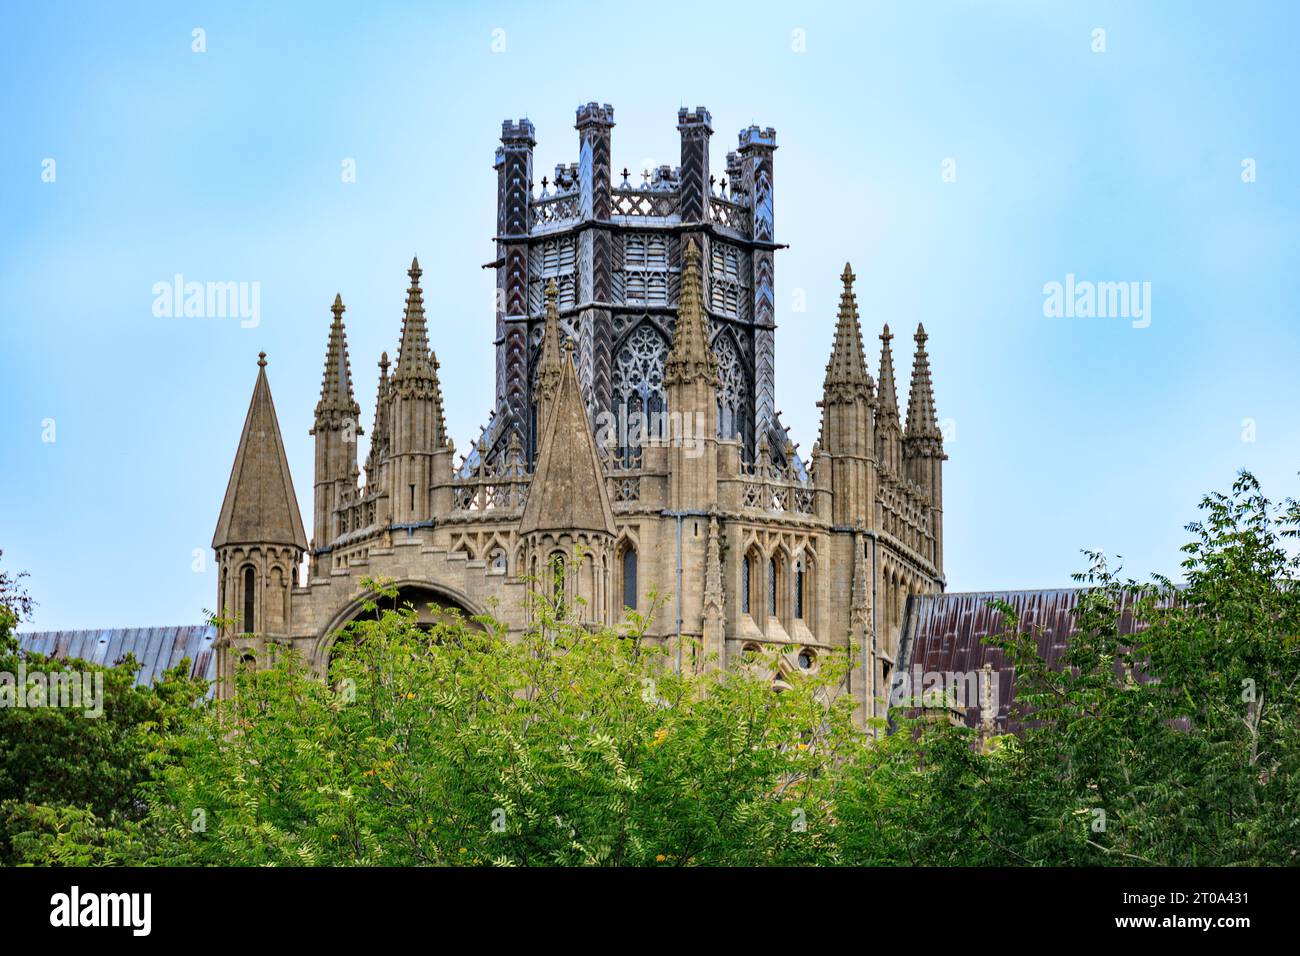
left=212, top=353, right=308, bottom=692
left=212, top=102, right=947, bottom=726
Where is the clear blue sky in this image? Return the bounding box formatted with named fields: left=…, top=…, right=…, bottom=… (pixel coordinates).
left=3, top=1, right=1298, bottom=630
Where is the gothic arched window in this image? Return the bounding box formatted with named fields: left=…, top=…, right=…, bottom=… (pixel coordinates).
left=550, top=553, right=566, bottom=618
left=794, top=557, right=805, bottom=619
left=621, top=546, right=638, bottom=611
left=612, top=323, right=668, bottom=463
left=714, top=332, right=749, bottom=447
left=768, top=557, right=779, bottom=617
left=741, top=555, right=751, bottom=614
left=242, top=566, right=256, bottom=634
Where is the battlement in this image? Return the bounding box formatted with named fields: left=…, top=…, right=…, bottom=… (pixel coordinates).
left=575, top=101, right=615, bottom=127
left=676, top=106, right=713, bottom=131
left=739, top=125, right=777, bottom=150
left=501, top=118, right=536, bottom=146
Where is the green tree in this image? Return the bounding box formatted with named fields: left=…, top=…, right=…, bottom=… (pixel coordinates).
left=836, top=471, right=1300, bottom=866
left=0, top=552, right=210, bottom=865
left=99, top=583, right=861, bottom=866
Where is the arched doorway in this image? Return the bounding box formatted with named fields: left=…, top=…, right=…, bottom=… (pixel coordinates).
left=314, top=580, right=485, bottom=674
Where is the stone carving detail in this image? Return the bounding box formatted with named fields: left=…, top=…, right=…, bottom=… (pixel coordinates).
left=714, top=331, right=749, bottom=444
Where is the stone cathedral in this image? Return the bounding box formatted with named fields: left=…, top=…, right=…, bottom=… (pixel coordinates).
left=209, top=103, right=947, bottom=724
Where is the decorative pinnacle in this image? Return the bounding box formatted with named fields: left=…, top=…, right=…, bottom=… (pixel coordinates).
left=394, top=256, right=434, bottom=382
left=257, top=351, right=267, bottom=368
left=535, top=280, right=564, bottom=408
left=823, top=262, right=873, bottom=403
left=664, top=239, right=720, bottom=388
left=877, top=324, right=900, bottom=425
left=906, top=322, right=942, bottom=444
left=315, top=290, right=361, bottom=428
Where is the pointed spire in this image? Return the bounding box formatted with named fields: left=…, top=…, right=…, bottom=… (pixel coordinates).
left=535, top=279, right=563, bottom=408
left=389, top=258, right=448, bottom=448
left=664, top=239, right=720, bottom=387
left=823, top=263, right=874, bottom=404
left=365, top=351, right=391, bottom=476
left=213, top=354, right=308, bottom=550
left=876, top=324, right=901, bottom=427
left=313, top=293, right=362, bottom=429
left=374, top=350, right=390, bottom=422
left=520, top=345, right=615, bottom=536
left=429, top=345, right=448, bottom=446
left=394, top=257, right=434, bottom=382
left=905, top=323, right=943, bottom=442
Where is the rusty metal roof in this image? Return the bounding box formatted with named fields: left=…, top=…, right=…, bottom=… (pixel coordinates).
left=898, top=589, right=1156, bottom=732
left=15, top=625, right=216, bottom=697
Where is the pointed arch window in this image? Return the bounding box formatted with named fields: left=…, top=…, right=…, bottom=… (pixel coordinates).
left=551, top=553, right=566, bottom=618
left=794, top=557, right=805, bottom=619
left=621, top=546, right=638, bottom=611
left=714, top=332, right=751, bottom=449
left=242, top=566, right=256, bottom=634
left=741, top=555, right=751, bottom=614
left=768, top=557, right=778, bottom=617
left=612, top=323, right=668, bottom=464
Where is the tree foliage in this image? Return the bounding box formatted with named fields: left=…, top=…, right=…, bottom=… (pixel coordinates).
left=834, top=471, right=1300, bottom=866
left=0, top=553, right=209, bottom=865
